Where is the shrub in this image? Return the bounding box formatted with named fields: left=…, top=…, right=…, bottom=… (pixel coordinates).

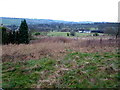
left=67, top=33, right=69, bottom=36
left=93, top=33, right=99, bottom=36
left=34, top=32, right=48, bottom=36
left=34, top=32, right=41, bottom=36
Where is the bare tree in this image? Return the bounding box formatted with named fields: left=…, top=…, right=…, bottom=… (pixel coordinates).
left=103, top=26, right=120, bottom=39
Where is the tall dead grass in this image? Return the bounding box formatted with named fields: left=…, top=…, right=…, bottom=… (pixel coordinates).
left=2, top=36, right=119, bottom=62
left=30, top=36, right=73, bottom=43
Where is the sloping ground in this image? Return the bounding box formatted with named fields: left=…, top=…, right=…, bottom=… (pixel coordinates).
left=2, top=36, right=120, bottom=88
left=2, top=52, right=120, bottom=88
left=2, top=37, right=118, bottom=62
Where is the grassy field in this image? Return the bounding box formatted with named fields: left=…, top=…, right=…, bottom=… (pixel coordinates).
left=2, top=51, right=120, bottom=88
left=2, top=35, right=120, bottom=88
left=47, top=32, right=94, bottom=37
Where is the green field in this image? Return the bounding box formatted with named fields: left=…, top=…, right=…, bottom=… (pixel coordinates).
left=47, top=32, right=100, bottom=37
left=2, top=51, right=120, bottom=88
left=47, top=32, right=70, bottom=37
left=32, top=31, right=104, bottom=37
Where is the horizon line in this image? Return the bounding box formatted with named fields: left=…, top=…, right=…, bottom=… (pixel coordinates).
left=0, top=16, right=119, bottom=23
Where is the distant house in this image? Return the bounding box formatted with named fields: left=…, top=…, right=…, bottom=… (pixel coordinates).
left=91, top=30, right=104, bottom=33
left=79, top=30, right=91, bottom=33
left=79, top=31, right=83, bottom=33
left=83, top=30, right=91, bottom=33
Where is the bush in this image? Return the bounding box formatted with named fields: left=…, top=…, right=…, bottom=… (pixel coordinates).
left=67, top=33, right=69, bottom=36
left=34, top=32, right=41, bottom=36
left=93, top=33, right=99, bottom=36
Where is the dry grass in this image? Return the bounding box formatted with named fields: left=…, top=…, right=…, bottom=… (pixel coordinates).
left=2, top=36, right=120, bottom=88
left=2, top=36, right=119, bottom=62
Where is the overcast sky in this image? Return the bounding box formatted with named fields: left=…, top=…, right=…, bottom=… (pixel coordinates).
left=0, top=0, right=119, bottom=22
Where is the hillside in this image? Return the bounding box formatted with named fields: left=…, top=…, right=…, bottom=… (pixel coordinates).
left=1, top=17, right=118, bottom=26
left=2, top=36, right=120, bottom=88
left=0, top=17, right=78, bottom=26
left=0, top=17, right=119, bottom=32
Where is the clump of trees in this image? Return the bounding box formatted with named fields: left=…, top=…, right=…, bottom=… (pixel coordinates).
left=2, top=19, right=30, bottom=45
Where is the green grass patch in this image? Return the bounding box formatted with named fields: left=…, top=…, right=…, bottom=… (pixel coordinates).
left=2, top=58, right=56, bottom=88
left=60, top=52, right=120, bottom=88
left=47, top=32, right=93, bottom=37
left=2, top=52, right=120, bottom=88
left=47, top=32, right=70, bottom=37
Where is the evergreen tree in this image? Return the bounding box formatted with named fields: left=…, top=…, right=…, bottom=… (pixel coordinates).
left=8, top=31, right=13, bottom=44
left=0, top=28, right=2, bottom=45
left=15, top=31, right=20, bottom=44
left=12, top=31, right=16, bottom=44
left=19, top=19, right=29, bottom=44
left=2, top=27, right=8, bottom=44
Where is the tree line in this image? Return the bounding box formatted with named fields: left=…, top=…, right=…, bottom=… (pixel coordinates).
left=2, top=19, right=30, bottom=45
